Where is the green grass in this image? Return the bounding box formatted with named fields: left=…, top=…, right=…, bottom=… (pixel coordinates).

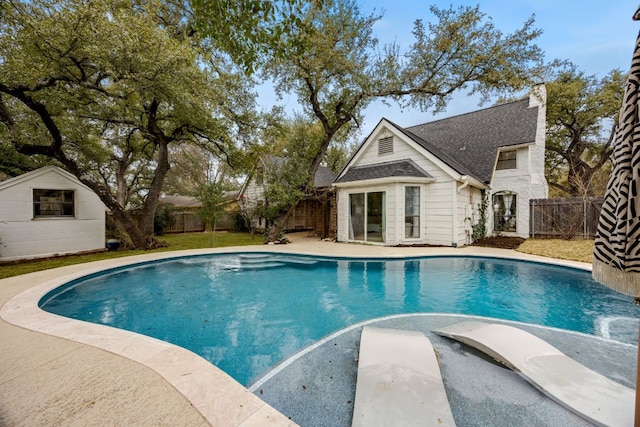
left=0, top=231, right=262, bottom=280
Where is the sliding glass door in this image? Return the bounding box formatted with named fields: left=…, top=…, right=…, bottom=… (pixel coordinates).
left=349, top=193, right=365, bottom=240
left=349, top=191, right=385, bottom=243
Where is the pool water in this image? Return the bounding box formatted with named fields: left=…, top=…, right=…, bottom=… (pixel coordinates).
left=40, top=253, right=640, bottom=386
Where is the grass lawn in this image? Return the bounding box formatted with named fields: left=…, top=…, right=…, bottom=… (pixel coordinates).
left=517, top=238, right=594, bottom=263
left=0, top=231, right=262, bottom=280
left=0, top=232, right=594, bottom=280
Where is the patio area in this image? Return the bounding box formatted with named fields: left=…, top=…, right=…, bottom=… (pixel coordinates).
left=0, top=233, right=636, bottom=426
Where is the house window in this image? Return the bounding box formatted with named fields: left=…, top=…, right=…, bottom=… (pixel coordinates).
left=33, top=189, right=75, bottom=218
left=349, top=191, right=385, bottom=243
left=493, top=192, right=516, bottom=232
left=496, top=150, right=517, bottom=170
left=405, top=186, right=420, bottom=238
left=378, top=136, right=393, bottom=155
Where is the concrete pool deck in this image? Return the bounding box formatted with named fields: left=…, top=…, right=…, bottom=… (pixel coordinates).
left=0, top=233, right=636, bottom=426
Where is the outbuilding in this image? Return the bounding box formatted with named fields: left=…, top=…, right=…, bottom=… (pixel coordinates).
left=0, top=166, right=106, bottom=261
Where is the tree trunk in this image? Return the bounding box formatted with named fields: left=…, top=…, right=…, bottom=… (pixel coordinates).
left=267, top=208, right=293, bottom=242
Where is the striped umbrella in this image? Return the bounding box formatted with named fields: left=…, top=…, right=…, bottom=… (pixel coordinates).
left=592, top=6, right=640, bottom=425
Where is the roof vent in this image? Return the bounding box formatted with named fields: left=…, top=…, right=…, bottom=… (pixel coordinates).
left=378, top=136, right=393, bottom=155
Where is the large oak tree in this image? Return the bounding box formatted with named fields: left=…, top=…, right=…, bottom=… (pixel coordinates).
left=0, top=0, right=256, bottom=248
left=198, top=0, right=545, bottom=239
left=545, top=64, right=625, bottom=197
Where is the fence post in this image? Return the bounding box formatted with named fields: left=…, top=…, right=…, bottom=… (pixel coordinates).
left=530, top=200, right=535, bottom=239
left=583, top=199, right=587, bottom=240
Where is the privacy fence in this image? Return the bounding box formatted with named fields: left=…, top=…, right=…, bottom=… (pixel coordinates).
left=529, top=197, right=604, bottom=240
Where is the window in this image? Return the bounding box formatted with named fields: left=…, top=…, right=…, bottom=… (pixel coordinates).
left=493, top=192, right=516, bottom=232
left=378, top=136, right=393, bottom=155
left=33, top=189, right=75, bottom=218
left=349, top=191, right=385, bottom=243
left=496, top=150, right=517, bottom=170
left=405, top=186, right=420, bottom=238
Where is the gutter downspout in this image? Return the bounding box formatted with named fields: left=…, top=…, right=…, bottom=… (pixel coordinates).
left=453, top=176, right=470, bottom=246
left=457, top=176, right=470, bottom=193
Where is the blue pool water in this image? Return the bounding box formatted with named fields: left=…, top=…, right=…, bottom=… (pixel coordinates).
left=40, top=253, right=640, bottom=386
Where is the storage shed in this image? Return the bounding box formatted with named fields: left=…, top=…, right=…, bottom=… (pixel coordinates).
left=0, top=166, right=106, bottom=261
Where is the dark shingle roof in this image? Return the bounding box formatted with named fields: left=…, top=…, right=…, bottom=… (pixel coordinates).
left=260, top=155, right=336, bottom=188
left=335, top=159, right=433, bottom=184
left=403, top=98, right=538, bottom=184
left=314, top=165, right=337, bottom=187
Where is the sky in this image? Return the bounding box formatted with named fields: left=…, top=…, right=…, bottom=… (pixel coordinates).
left=257, top=0, right=639, bottom=139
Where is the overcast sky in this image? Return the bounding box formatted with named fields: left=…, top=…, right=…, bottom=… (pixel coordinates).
left=257, top=0, right=639, bottom=138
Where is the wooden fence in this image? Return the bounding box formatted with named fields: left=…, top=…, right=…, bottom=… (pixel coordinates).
left=529, top=197, right=604, bottom=239
left=163, top=211, right=237, bottom=233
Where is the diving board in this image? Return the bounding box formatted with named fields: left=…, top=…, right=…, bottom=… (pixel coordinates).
left=351, top=326, right=456, bottom=427
left=433, top=321, right=634, bottom=427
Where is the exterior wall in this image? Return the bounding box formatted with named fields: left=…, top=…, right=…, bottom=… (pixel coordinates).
left=425, top=181, right=456, bottom=246
left=490, top=86, right=549, bottom=238
left=240, top=175, right=266, bottom=229
left=0, top=167, right=106, bottom=261
left=336, top=182, right=395, bottom=245
left=336, top=125, right=459, bottom=247
left=456, top=184, right=483, bottom=246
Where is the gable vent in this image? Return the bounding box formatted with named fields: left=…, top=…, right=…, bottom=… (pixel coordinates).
left=378, top=136, right=394, bottom=155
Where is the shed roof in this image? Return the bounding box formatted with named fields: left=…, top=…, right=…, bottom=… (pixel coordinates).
left=0, top=165, right=95, bottom=193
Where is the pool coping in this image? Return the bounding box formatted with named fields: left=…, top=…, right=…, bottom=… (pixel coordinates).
left=0, top=237, right=599, bottom=426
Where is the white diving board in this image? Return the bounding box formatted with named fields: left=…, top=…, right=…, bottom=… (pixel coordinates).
left=351, top=326, right=456, bottom=427
left=433, top=321, right=634, bottom=427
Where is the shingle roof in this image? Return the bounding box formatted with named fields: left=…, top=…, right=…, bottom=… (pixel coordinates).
left=403, top=98, right=538, bottom=184
left=314, top=165, right=337, bottom=187
left=335, top=159, right=433, bottom=184
left=261, top=155, right=336, bottom=188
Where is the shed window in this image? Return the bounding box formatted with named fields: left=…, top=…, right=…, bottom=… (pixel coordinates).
left=496, top=150, right=517, bottom=170
left=378, top=136, right=393, bottom=155
left=33, top=189, right=75, bottom=217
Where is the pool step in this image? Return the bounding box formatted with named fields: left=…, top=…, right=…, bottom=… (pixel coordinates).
left=237, top=254, right=318, bottom=269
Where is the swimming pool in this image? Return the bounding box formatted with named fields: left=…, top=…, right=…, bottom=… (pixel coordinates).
left=39, top=253, right=640, bottom=386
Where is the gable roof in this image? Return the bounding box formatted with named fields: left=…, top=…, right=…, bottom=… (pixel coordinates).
left=0, top=165, right=93, bottom=192
left=335, top=159, right=433, bottom=184
left=403, top=98, right=538, bottom=184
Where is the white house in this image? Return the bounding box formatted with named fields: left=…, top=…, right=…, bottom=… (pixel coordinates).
left=238, top=156, right=336, bottom=236
left=0, top=166, right=106, bottom=261
left=333, top=85, right=548, bottom=247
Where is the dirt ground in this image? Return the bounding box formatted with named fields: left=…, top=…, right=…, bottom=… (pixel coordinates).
left=472, top=236, right=526, bottom=250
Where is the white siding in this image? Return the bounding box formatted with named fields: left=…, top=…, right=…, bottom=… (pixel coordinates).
left=0, top=167, right=105, bottom=261
left=336, top=125, right=460, bottom=247
left=424, top=181, right=455, bottom=246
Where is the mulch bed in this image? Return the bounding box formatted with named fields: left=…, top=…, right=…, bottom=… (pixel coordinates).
left=471, top=236, right=525, bottom=250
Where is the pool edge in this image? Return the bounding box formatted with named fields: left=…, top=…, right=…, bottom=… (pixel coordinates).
left=0, top=242, right=595, bottom=426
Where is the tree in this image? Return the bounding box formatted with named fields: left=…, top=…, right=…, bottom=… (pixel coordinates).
left=545, top=64, right=625, bottom=197
left=190, top=0, right=315, bottom=73
left=0, top=0, right=256, bottom=248
left=196, top=179, right=232, bottom=247
left=256, top=0, right=544, bottom=239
